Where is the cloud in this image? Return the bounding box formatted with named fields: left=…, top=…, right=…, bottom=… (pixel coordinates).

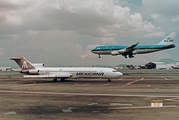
left=142, top=0, right=179, bottom=17
left=0, top=0, right=178, bottom=66
left=151, top=13, right=168, bottom=22
left=5, top=13, right=23, bottom=26
left=171, top=16, right=179, bottom=22
left=1, top=0, right=162, bottom=41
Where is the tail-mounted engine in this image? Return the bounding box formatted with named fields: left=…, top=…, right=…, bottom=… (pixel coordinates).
left=28, top=69, right=40, bottom=74
left=32, top=63, right=44, bottom=68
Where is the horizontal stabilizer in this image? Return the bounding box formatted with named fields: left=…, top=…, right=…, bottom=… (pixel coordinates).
left=9, top=57, right=22, bottom=60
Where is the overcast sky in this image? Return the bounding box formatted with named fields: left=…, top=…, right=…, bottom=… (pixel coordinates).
left=0, top=0, right=179, bottom=67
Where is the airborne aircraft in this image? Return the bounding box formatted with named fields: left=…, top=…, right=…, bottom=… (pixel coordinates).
left=91, top=32, right=176, bottom=58
left=10, top=56, right=122, bottom=82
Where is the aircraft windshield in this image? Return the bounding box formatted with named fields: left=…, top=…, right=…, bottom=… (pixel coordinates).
left=112, top=70, right=118, bottom=72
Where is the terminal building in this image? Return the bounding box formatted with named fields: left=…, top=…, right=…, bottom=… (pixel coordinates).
left=145, top=62, right=179, bottom=69
left=0, top=67, right=12, bottom=71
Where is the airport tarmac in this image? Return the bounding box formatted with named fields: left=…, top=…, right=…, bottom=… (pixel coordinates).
left=0, top=70, right=179, bottom=120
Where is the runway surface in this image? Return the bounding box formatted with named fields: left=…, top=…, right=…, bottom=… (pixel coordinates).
left=0, top=70, right=179, bottom=120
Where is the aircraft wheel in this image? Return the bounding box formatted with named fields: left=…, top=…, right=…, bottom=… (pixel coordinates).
left=129, top=55, right=134, bottom=58
left=108, top=78, right=111, bottom=82
left=53, top=78, right=57, bottom=82
left=61, top=78, right=66, bottom=82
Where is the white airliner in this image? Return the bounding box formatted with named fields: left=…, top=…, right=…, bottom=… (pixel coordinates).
left=10, top=56, right=123, bottom=82
left=91, top=32, right=177, bottom=58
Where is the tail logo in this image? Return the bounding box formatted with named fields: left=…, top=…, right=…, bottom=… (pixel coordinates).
left=164, top=37, right=173, bottom=42
left=22, top=61, right=28, bottom=68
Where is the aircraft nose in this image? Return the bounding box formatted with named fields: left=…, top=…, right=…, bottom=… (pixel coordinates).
left=91, top=49, right=95, bottom=53
left=118, top=72, right=123, bottom=76
left=115, top=72, right=123, bottom=77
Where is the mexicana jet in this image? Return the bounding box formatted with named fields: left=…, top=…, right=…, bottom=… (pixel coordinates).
left=91, top=32, right=176, bottom=58
left=10, top=56, right=123, bottom=82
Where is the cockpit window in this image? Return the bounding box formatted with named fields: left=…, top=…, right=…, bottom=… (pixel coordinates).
left=96, top=47, right=100, bottom=51
left=112, top=70, right=118, bottom=72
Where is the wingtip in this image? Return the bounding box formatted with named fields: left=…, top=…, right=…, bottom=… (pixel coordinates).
left=137, top=42, right=140, bottom=44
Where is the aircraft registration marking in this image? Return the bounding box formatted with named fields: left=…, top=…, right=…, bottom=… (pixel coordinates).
left=76, top=72, right=104, bottom=76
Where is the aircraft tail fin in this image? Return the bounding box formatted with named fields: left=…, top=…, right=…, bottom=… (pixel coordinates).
left=157, top=32, right=177, bottom=45
left=10, top=56, right=35, bottom=70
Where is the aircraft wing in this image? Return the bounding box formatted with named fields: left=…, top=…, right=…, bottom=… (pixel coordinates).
left=125, top=42, right=140, bottom=51
left=23, top=72, right=73, bottom=78
left=118, top=42, right=140, bottom=58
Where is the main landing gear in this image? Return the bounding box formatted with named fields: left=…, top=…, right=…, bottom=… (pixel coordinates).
left=61, top=78, right=65, bottom=82
left=53, top=78, right=57, bottom=82
left=123, top=54, right=134, bottom=58
left=52, top=78, right=66, bottom=82
left=98, top=54, right=101, bottom=58
left=128, top=53, right=134, bottom=58
left=108, top=78, right=111, bottom=82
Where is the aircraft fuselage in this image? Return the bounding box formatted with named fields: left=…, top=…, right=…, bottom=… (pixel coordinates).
left=91, top=32, right=177, bottom=58
left=91, top=44, right=175, bottom=57
left=22, top=67, right=122, bottom=79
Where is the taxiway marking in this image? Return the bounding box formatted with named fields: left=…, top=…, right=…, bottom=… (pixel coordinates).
left=23, top=82, right=37, bottom=86
left=99, top=83, right=110, bottom=87
left=165, top=78, right=170, bottom=80
left=165, top=98, right=179, bottom=102
left=0, top=90, right=179, bottom=98
left=123, top=78, right=144, bottom=87
left=109, top=105, right=177, bottom=110
left=74, top=83, right=90, bottom=86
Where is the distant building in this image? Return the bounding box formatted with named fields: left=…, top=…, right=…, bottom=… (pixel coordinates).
left=152, top=62, right=179, bottom=69
left=12, top=68, right=22, bottom=71
left=0, top=67, right=12, bottom=71
left=138, top=62, right=156, bottom=69
left=145, top=62, right=156, bottom=69
left=138, top=65, right=145, bottom=69
left=153, top=62, right=167, bottom=69
left=119, top=60, right=179, bottom=70
left=126, top=64, right=135, bottom=70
